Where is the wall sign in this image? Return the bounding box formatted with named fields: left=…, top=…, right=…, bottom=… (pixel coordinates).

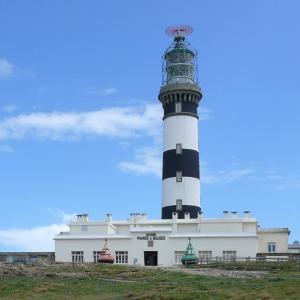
left=137, top=233, right=165, bottom=240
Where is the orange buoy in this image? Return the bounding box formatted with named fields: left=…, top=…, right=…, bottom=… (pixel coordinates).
left=97, top=239, right=115, bottom=264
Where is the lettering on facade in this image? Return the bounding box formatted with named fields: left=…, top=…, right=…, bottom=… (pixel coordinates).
left=137, top=233, right=165, bottom=241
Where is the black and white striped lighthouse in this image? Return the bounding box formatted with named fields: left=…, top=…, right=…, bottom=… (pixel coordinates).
left=158, top=25, right=202, bottom=219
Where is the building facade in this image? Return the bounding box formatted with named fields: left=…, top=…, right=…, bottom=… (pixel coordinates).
left=55, top=212, right=289, bottom=265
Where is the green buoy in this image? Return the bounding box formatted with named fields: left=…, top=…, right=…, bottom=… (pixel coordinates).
left=181, top=237, right=199, bottom=265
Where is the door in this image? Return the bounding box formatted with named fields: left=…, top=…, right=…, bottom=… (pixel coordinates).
left=144, top=251, right=158, bottom=266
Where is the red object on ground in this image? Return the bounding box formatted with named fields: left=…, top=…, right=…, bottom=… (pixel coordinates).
left=97, top=239, right=115, bottom=264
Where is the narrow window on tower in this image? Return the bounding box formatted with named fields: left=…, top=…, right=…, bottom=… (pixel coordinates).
left=175, top=102, right=182, bottom=113
left=176, top=143, right=182, bottom=154
left=176, top=171, right=182, bottom=182
left=176, top=199, right=182, bottom=211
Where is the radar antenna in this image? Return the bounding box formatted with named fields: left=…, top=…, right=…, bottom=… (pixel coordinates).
left=165, top=25, right=193, bottom=38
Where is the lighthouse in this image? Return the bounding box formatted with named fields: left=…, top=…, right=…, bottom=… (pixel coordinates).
left=158, top=25, right=202, bottom=219
left=55, top=25, right=290, bottom=266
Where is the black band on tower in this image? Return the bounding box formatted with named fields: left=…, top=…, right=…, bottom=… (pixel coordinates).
left=162, top=149, right=199, bottom=180
left=163, top=101, right=198, bottom=116
left=162, top=205, right=201, bottom=219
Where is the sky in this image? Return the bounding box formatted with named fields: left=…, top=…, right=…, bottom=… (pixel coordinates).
left=0, top=0, right=299, bottom=251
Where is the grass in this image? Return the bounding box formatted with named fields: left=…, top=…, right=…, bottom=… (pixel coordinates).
left=0, top=264, right=300, bottom=299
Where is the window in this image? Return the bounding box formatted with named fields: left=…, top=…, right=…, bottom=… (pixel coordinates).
left=222, top=251, right=236, bottom=261
left=29, top=255, right=38, bottom=263
left=93, top=251, right=101, bottom=263
left=72, top=251, right=84, bottom=263
left=176, top=143, right=182, bottom=154
left=198, top=251, right=212, bottom=262
left=175, top=102, right=182, bottom=113
left=176, top=199, right=183, bottom=211
left=176, top=171, right=182, bottom=182
left=81, top=225, right=88, bottom=231
left=174, top=251, right=185, bottom=264
left=268, top=243, right=276, bottom=253
left=115, top=251, right=128, bottom=264
left=148, top=240, right=154, bottom=247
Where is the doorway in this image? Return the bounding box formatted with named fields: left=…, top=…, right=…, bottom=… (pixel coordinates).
left=144, top=251, right=158, bottom=266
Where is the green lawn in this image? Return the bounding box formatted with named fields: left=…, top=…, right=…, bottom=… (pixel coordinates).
left=0, top=264, right=300, bottom=300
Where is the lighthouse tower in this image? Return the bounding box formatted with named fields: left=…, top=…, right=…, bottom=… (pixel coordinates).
left=158, top=25, right=202, bottom=219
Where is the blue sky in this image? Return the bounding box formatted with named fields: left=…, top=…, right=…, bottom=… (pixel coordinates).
left=0, top=0, right=299, bottom=251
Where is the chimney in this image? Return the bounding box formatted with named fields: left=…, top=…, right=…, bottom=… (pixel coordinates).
left=106, top=213, right=112, bottom=223
left=76, top=213, right=89, bottom=222
left=231, top=211, right=238, bottom=219
left=223, top=210, right=229, bottom=219
left=141, top=213, right=147, bottom=222
left=243, top=211, right=251, bottom=220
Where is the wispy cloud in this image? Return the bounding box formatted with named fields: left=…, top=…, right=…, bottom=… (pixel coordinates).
left=251, top=171, right=300, bottom=191
left=119, top=146, right=162, bottom=177
left=0, top=103, right=162, bottom=142
left=119, top=154, right=256, bottom=184
left=199, top=108, right=212, bottom=121
left=2, top=104, right=18, bottom=113
left=0, top=58, right=35, bottom=80
left=88, top=87, right=118, bottom=96
left=274, top=179, right=300, bottom=190
left=0, top=58, right=17, bottom=79
left=101, top=87, right=117, bottom=96
left=201, top=167, right=255, bottom=184
left=201, top=164, right=300, bottom=190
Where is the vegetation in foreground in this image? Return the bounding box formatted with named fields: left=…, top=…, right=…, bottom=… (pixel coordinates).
left=0, top=263, right=300, bottom=300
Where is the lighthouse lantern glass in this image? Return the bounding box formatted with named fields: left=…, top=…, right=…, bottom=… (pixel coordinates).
left=163, top=36, right=198, bottom=85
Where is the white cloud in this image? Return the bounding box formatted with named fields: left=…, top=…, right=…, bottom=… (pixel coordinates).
left=119, top=146, right=162, bottom=177
left=0, top=104, right=212, bottom=143
left=0, top=224, right=69, bottom=251
left=0, top=211, right=76, bottom=251
left=0, top=103, right=212, bottom=178
left=0, top=103, right=162, bottom=142
left=0, top=58, right=16, bottom=79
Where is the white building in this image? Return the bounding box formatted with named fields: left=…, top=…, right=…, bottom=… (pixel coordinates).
left=55, top=26, right=290, bottom=265
left=55, top=212, right=289, bottom=265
